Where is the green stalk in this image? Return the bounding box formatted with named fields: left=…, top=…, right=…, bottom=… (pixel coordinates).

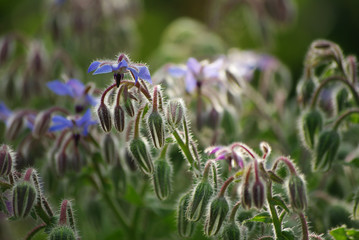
left=267, top=181, right=282, bottom=239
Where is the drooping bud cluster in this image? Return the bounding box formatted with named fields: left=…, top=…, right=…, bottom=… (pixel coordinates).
left=129, top=138, right=154, bottom=175
left=287, top=175, right=307, bottom=213
left=0, top=144, right=13, bottom=176
left=187, top=180, right=213, bottom=221
left=97, top=102, right=112, bottom=133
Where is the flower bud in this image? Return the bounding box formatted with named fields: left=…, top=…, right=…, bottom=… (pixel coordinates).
left=49, top=226, right=76, bottom=240
left=306, top=40, right=344, bottom=70
left=97, top=103, right=112, bottom=132
left=153, top=158, right=173, bottom=200
left=114, top=105, right=125, bottom=132
left=335, top=88, right=349, bottom=113
left=297, top=77, right=316, bottom=106
left=252, top=179, right=265, bottom=209
left=5, top=112, right=25, bottom=140
left=0, top=145, right=12, bottom=176
left=124, top=97, right=135, bottom=117
left=101, top=134, right=117, bottom=164
left=222, top=222, right=241, bottom=240
left=204, top=196, right=229, bottom=236
left=147, top=111, right=165, bottom=148
left=314, top=130, right=340, bottom=171
left=56, top=151, right=67, bottom=176
left=301, top=110, right=322, bottom=149
left=187, top=181, right=213, bottom=222
left=12, top=171, right=37, bottom=219
left=129, top=138, right=153, bottom=175
left=166, top=99, right=184, bottom=127
left=32, top=110, right=52, bottom=138
left=177, top=193, right=195, bottom=238
left=287, top=175, right=307, bottom=212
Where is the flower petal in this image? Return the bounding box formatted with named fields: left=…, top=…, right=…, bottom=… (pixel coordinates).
left=168, top=66, right=186, bottom=78
left=76, top=109, right=91, bottom=126
left=88, top=61, right=101, bottom=73
left=204, top=58, right=224, bottom=79
left=67, top=79, right=85, bottom=98
left=128, top=67, right=139, bottom=83
left=0, top=102, right=12, bottom=121
left=187, top=57, right=201, bottom=74
left=93, top=64, right=113, bottom=75
left=118, top=59, right=128, bottom=69
left=47, top=80, right=73, bottom=96
left=185, top=72, right=197, bottom=93
left=138, top=66, right=152, bottom=84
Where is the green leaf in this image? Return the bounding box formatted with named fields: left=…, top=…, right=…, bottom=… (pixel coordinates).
left=282, top=228, right=296, bottom=240
left=245, top=212, right=272, bottom=223
left=30, top=208, right=38, bottom=220
left=330, top=226, right=359, bottom=240
left=124, top=184, right=143, bottom=206
left=270, top=196, right=290, bottom=213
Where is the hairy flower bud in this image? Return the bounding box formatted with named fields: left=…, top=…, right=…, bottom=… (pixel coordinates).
left=114, top=105, right=125, bottom=132
left=147, top=111, right=165, bottom=148
left=222, top=222, right=241, bottom=240
left=0, top=145, right=12, bottom=176
left=166, top=99, right=184, bottom=127
left=287, top=175, right=307, bottom=212
left=297, top=77, right=316, bottom=106
left=56, top=151, right=67, bottom=176
left=101, top=134, right=117, bottom=164
left=129, top=138, right=153, bottom=175
left=314, top=130, right=340, bottom=171
left=6, top=112, right=25, bottom=140
left=204, top=196, right=229, bottom=236
left=33, top=110, right=54, bottom=138
left=153, top=158, right=173, bottom=200
left=124, top=97, right=135, bottom=117
left=97, top=103, right=112, bottom=132
left=12, top=169, right=37, bottom=219
left=335, top=88, right=349, bottom=113
left=187, top=181, right=213, bottom=222
left=306, top=40, right=345, bottom=70
left=177, top=193, right=195, bottom=238
left=252, top=179, right=265, bottom=209
left=301, top=110, right=322, bottom=149
left=49, top=226, right=76, bottom=240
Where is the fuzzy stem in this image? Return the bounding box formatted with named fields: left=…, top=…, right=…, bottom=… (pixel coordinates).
left=299, top=212, right=309, bottom=240
left=218, top=176, right=234, bottom=197
left=202, top=160, right=213, bottom=180
left=25, top=223, right=46, bottom=240
left=41, top=196, right=54, bottom=217
left=101, top=83, right=117, bottom=104
left=115, top=85, right=125, bottom=106
left=152, top=85, right=158, bottom=112
left=120, top=80, right=152, bottom=102
left=171, top=129, right=197, bottom=173
left=159, top=144, right=169, bottom=159
left=272, top=156, right=297, bottom=175
left=310, top=75, right=359, bottom=108
left=333, top=108, right=359, bottom=130
left=229, top=201, right=241, bottom=222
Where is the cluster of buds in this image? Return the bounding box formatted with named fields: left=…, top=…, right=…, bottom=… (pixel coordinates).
left=0, top=144, right=13, bottom=176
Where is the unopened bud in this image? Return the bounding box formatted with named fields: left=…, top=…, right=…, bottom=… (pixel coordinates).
left=32, top=110, right=52, bottom=138
left=287, top=175, right=307, bottom=212
left=153, top=158, right=173, bottom=200
left=314, top=130, right=340, bottom=171
left=204, top=196, right=229, bottom=236
left=222, top=222, right=241, bottom=240
left=124, top=97, right=135, bottom=117
left=166, top=99, right=184, bottom=127
left=297, top=77, right=316, bottom=106
left=101, top=134, right=117, bottom=164
left=177, top=193, right=195, bottom=238
left=187, top=181, right=213, bottom=222
left=97, top=103, right=112, bottom=132
left=129, top=138, right=153, bottom=175
left=147, top=111, right=165, bottom=148
left=114, top=105, right=125, bottom=132
left=12, top=169, right=37, bottom=219
left=49, top=226, right=76, bottom=240
left=6, top=112, right=25, bottom=140
left=56, top=151, right=67, bottom=176
left=252, top=179, right=265, bottom=209
left=301, top=110, right=322, bottom=149
left=335, top=88, right=349, bottom=113
left=0, top=145, right=12, bottom=176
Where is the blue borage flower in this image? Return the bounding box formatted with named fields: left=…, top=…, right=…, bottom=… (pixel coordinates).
left=0, top=101, right=35, bottom=129
left=168, top=57, right=224, bottom=93
left=47, top=79, right=98, bottom=112
left=49, top=109, right=97, bottom=136
left=88, top=54, right=152, bottom=85
left=205, top=145, right=244, bottom=170
left=0, top=102, right=12, bottom=123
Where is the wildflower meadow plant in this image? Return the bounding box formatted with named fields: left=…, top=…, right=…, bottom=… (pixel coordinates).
left=1, top=39, right=359, bottom=240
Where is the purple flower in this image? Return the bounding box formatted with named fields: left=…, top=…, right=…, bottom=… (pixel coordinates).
left=168, top=57, right=223, bottom=92
left=205, top=145, right=244, bottom=170
left=0, top=102, right=34, bottom=130
left=49, top=109, right=97, bottom=136
left=47, top=79, right=97, bottom=112
left=0, top=102, right=12, bottom=123
left=88, top=54, right=152, bottom=84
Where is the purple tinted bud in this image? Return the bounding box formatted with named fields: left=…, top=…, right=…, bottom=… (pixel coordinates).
left=166, top=99, right=184, bottom=127
left=252, top=179, right=265, bottom=209
left=287, top=175, right=307, bottom=212
left=97, top=103, right=112, bottom=132
left=56, top=152, right=67, bottom=176
left=241, top=183, right=252, bottom=209
left=32, top=110, right=52, bottom=138
left=6, top=112, right=25, bottom=140
left=204, top=196, right=229, bottom=236
left=114, top=105, right=125, bottom=132
left=0, top=145, right=12, bottom=176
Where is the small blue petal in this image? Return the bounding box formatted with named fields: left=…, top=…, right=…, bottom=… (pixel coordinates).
left=185, top=72, right=197, bottom=93
left=52, top=115, right=72, bottom=126
left=76, top=109, right=91, bottom=126
left=168, top=66, right=186, bottom=78
left=204, top=58, right=223, bottom=79
left=88, top=61, right=101, bottom=73
left=93, top=64, right=113, bottom=75
left=86, top=95, right=98, bottom=106
left=0, top=102, right=12, bottom=121
left=49, top=123, right=70, bottom=132
left=138, top=66, right=152, bottom=84
left=67, top=79, right=85, bottom=97
left=47, top=80, right=73, bottom=97
left=187, top=58, right=201, bottom=75
left=118, top=59, right=128, bottom=69
left=128, top=67, right=139, bottom=83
